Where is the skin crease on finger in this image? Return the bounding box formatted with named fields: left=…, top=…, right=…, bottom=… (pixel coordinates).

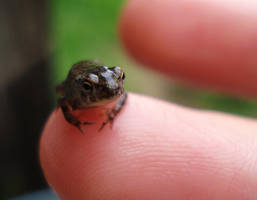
left=119, top=0, right=257, bottom=97
left=40, top=94, right=257, bottom=200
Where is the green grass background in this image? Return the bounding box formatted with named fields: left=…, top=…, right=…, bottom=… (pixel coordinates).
left=51, top=0, right=257, bottom=117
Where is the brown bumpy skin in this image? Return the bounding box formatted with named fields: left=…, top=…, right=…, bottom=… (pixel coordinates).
left=56, top=60, right=126, bottom=133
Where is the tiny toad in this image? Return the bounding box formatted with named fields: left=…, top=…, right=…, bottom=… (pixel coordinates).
left=56, top=59, right=127, bottom=133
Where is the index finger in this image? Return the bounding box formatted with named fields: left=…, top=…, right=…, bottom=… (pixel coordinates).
left=119, top=0, right=257, bottom=97
left=40, top=93, right=257, bottom=199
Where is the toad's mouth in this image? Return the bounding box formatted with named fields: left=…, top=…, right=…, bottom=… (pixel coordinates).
left=88, top=94, right=122, bottom=107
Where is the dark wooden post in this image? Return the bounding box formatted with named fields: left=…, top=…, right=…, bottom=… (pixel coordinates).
left=0, top=0, right=52, bottom=198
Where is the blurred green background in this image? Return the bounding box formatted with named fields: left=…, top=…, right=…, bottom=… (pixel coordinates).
left=51, top=0, right=257, bottom=117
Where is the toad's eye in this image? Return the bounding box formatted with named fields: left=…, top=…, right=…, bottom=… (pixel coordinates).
left=121, top=72, right=125, bottom=80
left=83, top=82, right=92, bottom=91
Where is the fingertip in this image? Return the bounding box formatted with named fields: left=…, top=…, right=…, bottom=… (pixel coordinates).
left=39, top=94, right=134, bottom=199
left=119, top=0, right=257, bottom=96
left=40, top=93, right=257, bottom=199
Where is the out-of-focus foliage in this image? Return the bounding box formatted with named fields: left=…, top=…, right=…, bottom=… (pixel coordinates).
left=51, top=0, right=257, bottom=117
left=51, top=0, right=171, bottom=98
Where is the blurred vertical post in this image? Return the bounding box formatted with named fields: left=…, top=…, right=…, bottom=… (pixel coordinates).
left=0, top=0, right=52, bottom=198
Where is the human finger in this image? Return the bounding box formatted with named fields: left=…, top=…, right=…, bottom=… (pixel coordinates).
left=40, top=93, right=257, bottom=199
left=120, top=0, right=257, bottom=97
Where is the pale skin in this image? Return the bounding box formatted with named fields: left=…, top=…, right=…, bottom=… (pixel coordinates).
left=40, top=0, right=257, bottom=199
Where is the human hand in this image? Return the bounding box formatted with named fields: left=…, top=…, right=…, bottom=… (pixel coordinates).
left=40, top=0, right=257, bottom=199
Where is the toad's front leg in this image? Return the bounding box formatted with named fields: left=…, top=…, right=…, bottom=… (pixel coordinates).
left=99, top=93, right=128, bottom=131
left=58, top=98, right=93, bottom=133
